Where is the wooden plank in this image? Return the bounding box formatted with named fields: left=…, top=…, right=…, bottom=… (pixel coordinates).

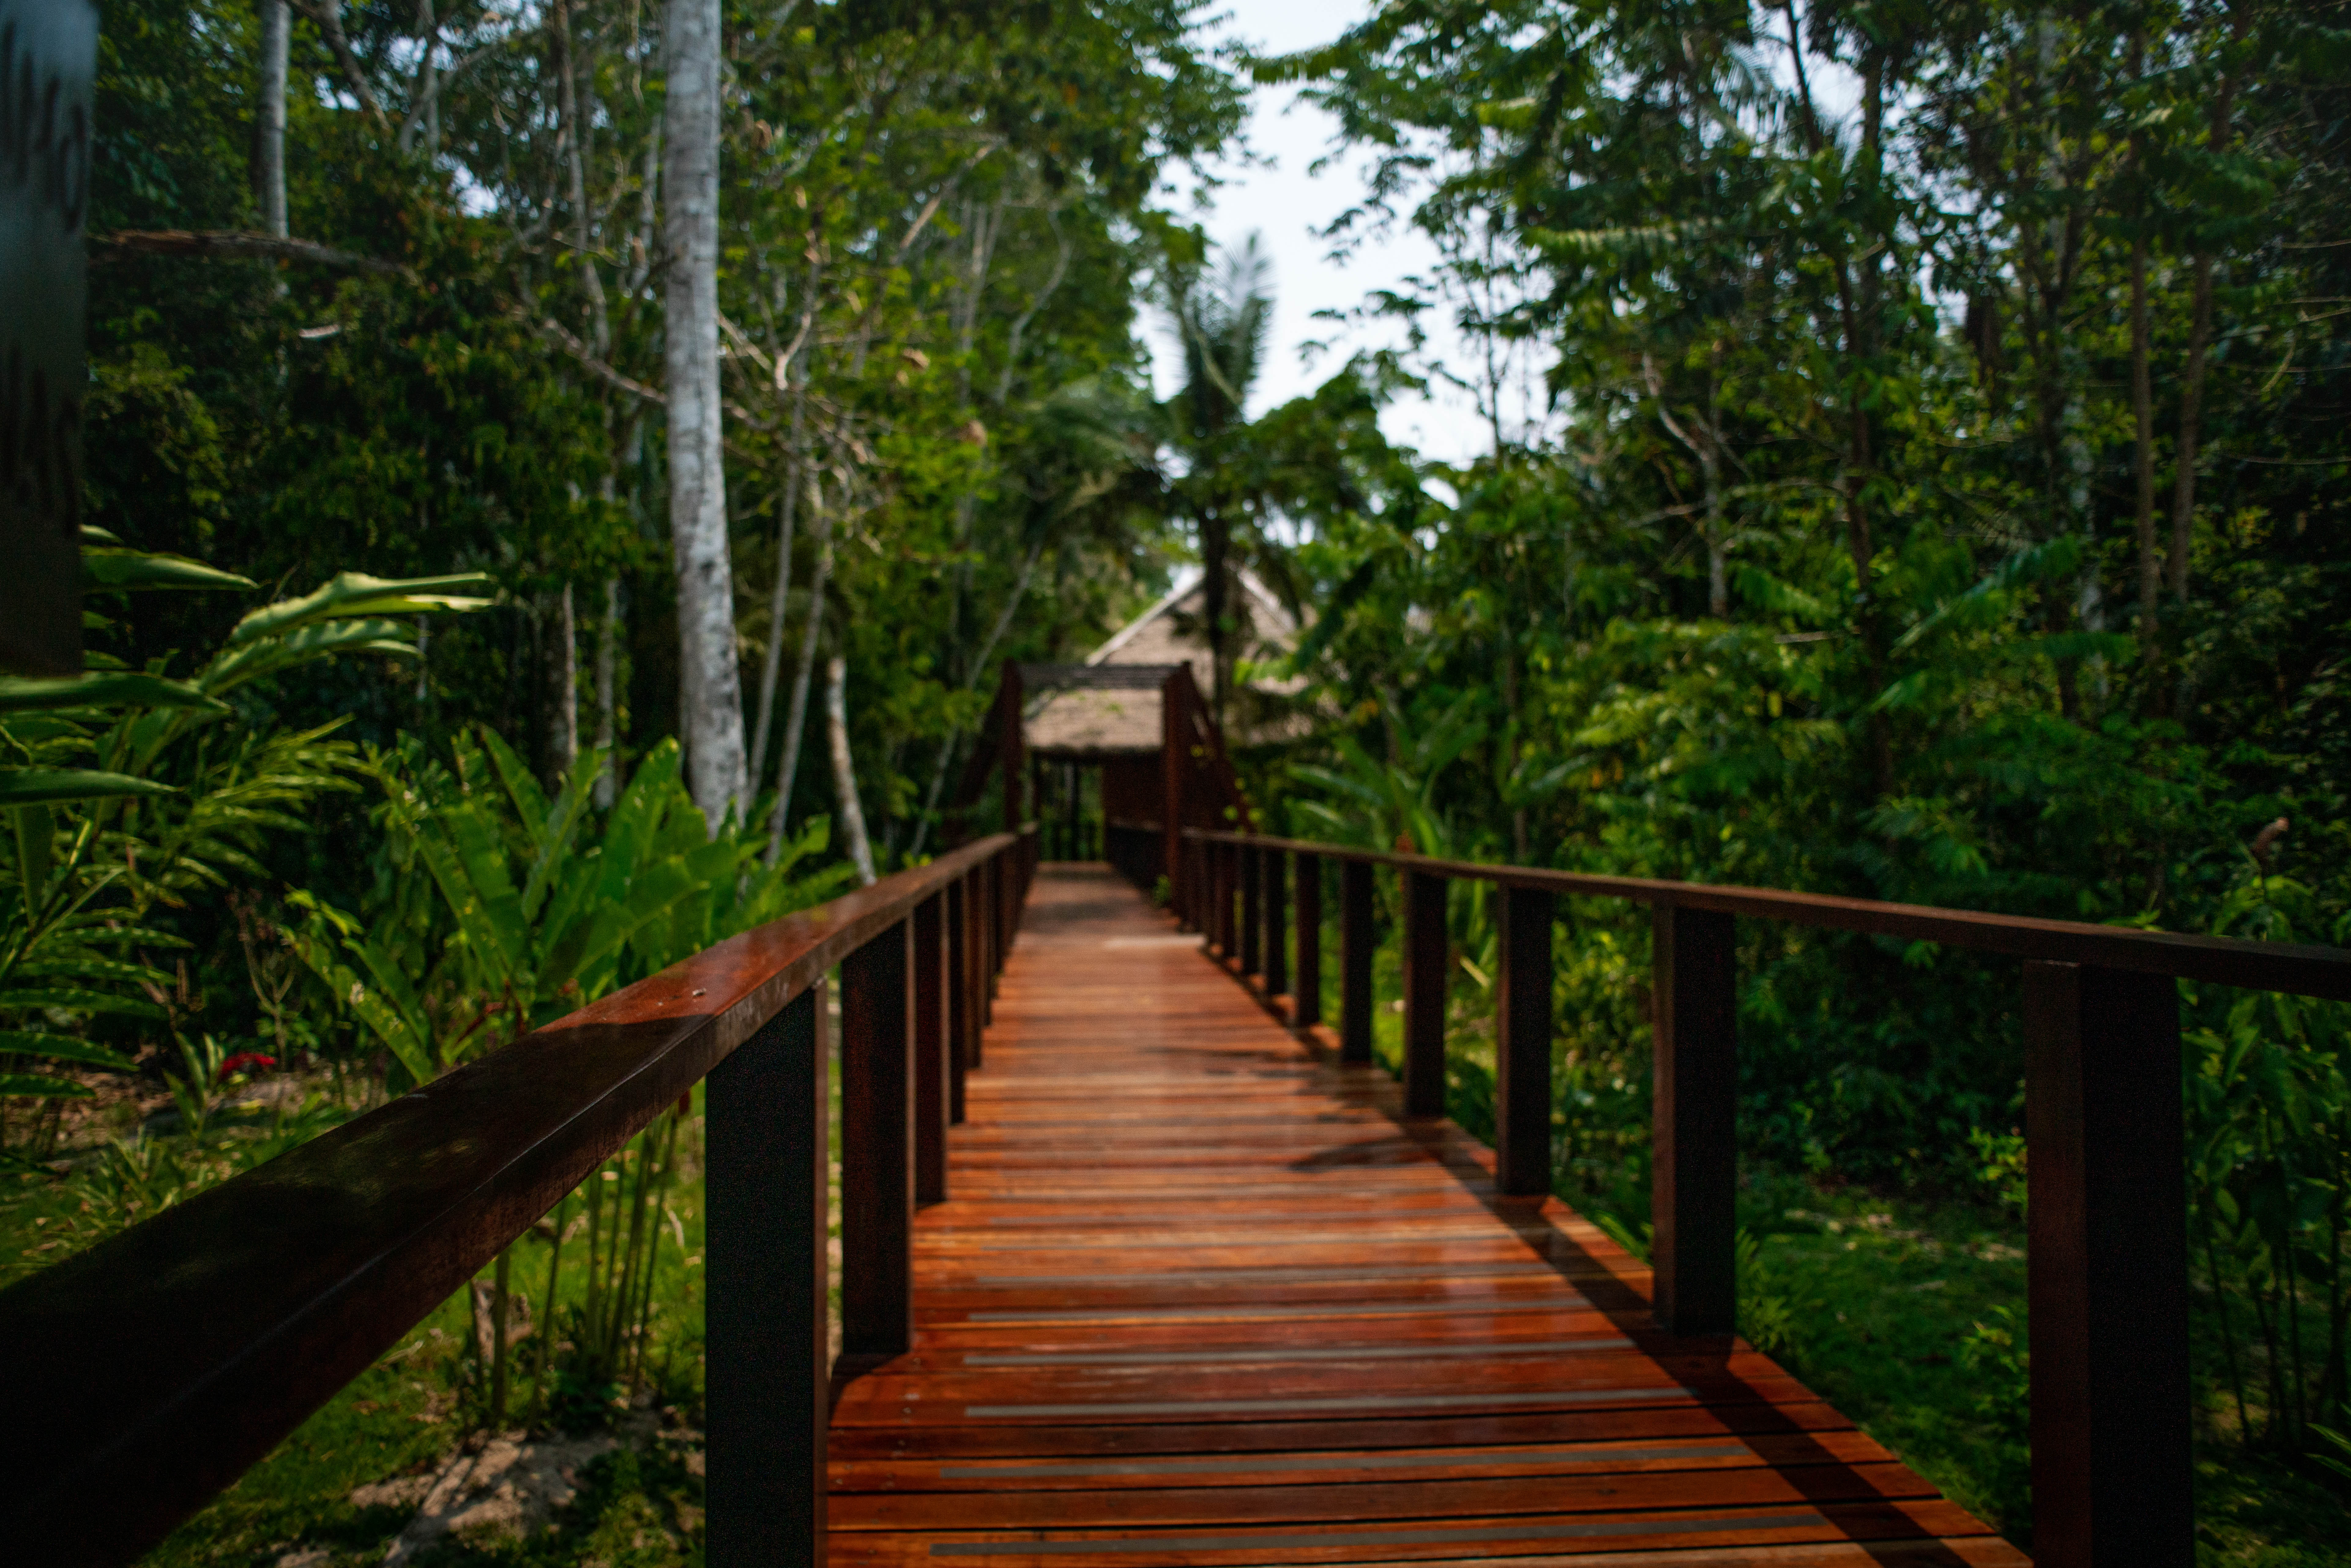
left=836, top=866, right=2019, bottom=1568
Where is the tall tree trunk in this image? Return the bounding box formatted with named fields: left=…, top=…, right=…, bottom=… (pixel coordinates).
left=748, top=385, right=808, bottom=795
left=765, top=474, right=833, bottom=863
left=2131, top=235, right=2159, bottom=640
left=825, top=655, right=876, bottom=886
left=2172, top=17, right=2249, bottom=609
left=547, top=583, right=579, bottom=782
left=1201, top=513, right=1230, bottom=722
left=661, top=0, right=747, bottom=833
left=594, top=577, right=620, bottom=806
left=2170, top=255, right=2215, bottom=603
left=256, top=0, right=289, bottom=237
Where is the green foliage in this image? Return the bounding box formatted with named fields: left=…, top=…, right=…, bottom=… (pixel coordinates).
left=0, top=546, right=489, bottom=1110
left=293, top=730, right=850, bottom=1083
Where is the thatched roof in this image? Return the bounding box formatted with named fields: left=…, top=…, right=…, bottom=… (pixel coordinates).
left=1023, top=571, right=1306, bottom=758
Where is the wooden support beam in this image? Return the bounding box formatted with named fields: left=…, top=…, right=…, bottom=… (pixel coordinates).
left=2025, top=960, right=2191, bottom=1568
left=912, top=893, right=949, bottom=1205
left=1652, top=905, right=1736, bottom=1335
left=704, top=984, right=827, bottom=1561
left=1263, top=843, right=1287, bottom=997
left=1340, top=858, right=1374, bottom=1064
left=1495, top=885, right=1554, bottom=1197
left=1401, top=868, right=1447, bottom=1118
left=1292, top=851, right=1322, bottom=1027
left=945, top=878, right=968, bottom=1124
left=840, top=921, right=914, bottom=1357
left=1240, top=843, right=1263, bottom=977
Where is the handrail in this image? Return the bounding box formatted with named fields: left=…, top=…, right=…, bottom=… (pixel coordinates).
left=1180, top=825, right=2348, bottom=1568
left=1189, top=829, right=2351, bottom=1001
left=0, top=828, right=1039, bottom=1568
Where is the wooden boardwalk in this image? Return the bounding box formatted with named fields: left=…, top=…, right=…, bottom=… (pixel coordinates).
left=827, top=866, right=2025, bottom=1567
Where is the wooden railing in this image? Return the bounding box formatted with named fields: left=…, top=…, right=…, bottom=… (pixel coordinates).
left=0, top=828, right=1040, bottom=1568
left=1180, top=827, right=2351, bottom=1568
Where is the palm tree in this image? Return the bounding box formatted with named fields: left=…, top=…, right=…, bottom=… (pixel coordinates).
left=1164, top=235, right=1276, bottom=719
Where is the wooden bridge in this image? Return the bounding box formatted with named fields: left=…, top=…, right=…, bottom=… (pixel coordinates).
left=8, top=742, right=2351, bottom=1566
left=828, top=865, right=2019, bottom=1566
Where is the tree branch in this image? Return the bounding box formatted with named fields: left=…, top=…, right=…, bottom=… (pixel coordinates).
left=93, top=229, right=412, bottom=277
left=533, top=316, right=665, bottom=403
left=288, top=0, right=387, bottom=124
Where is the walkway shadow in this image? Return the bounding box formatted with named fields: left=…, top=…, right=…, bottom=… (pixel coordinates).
left=1247, top=999, right=1988, bottom=1566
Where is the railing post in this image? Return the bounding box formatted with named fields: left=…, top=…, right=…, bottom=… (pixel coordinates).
left=912, top=892, right=949, bottom=1206
left=1292, top=851, right=1322, bottom=1028
left=969, top=863, right=989, bottom=1067
left=1652, top=904, right=1736, bottom=1336
left=840, top=919, right=914, bottom=1358
left=1340, top=858, right=1374, bottom=1064
left=1239, top=842, right=1263, bottom=977
left=982, top=855, right=1000, bottom=1026
left=1263, top=844, right=1287, bottom=998
left=1496, top=885, right=1555, bottom=1197
left=1401, top=869, right=1447, bottom=1116
left=2025, top=961, right=2191, bottom=1568
left=705, top=982, right=827, bottom=1561
left=945, top=877, right=968, bottom=1124
left=1222, top=846, right=1241, bottom=959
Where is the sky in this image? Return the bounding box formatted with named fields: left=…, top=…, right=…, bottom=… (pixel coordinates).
left=1145, top=3, right=1869, bottom=471
left=1144, top=0, right=1515, bottom=469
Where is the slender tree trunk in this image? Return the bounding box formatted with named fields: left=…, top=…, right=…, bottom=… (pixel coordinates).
left=2131, top=235, right=2159, bottom=639
left=557, top=0, right=610, bottom=357
left=2170, top=255, right=2215, bottom=606
left=1202, top=513, right=1230, bottom=721
left=661, top=0, right=747, bottom=833
left=256, top=0, right=289, bottom=238
left=825, top=655, right=876, bottom=885
left=765, top=474, right=833, bottom=863
left=548, top=583, right=579, bottom=781
left=594, top=577, right=620, bottom=806
left=748, top=387, right=807, bottom=795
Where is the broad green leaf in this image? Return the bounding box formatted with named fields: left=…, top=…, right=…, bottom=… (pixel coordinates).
left=0, top=769, right=178, bottom=806
left=0, top=672, right=226, bottom=714
left=519, top=749, right=602, bottom=923
left=0, top=987, right=167, bottom=1019
left=0, top=1030, right=136, bottom=1070
left=0, top=1073, right=93, bottom=1099
left=479, top=728, right=554, bottom=844
left=291, top=940, right=436, bottom=1084
left=198, top=619, right=423, bottom=695
left=12, top=957, right=174, bottom=988
left=84, top=549, right=258, bottom=593
left=228, top=572, right=497, bottom=646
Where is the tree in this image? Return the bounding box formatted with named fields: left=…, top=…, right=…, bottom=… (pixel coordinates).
left=661, top=0, right=747, bottom=831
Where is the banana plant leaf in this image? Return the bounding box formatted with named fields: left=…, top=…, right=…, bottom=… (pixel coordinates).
left=228, top=572, right=496, bottom=646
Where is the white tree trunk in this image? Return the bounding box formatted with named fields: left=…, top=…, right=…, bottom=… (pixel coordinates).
left=547, top=583, right=579, bottom=782
left=594, top=577, right=620, bottom=806
left=825, top=655, right=876, bottom=886
left=661, top=0, right=747, bottom=834
left=257, top=0, right=289, bottom=238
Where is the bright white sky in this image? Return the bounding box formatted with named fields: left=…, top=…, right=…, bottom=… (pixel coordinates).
left=1146, top=0, right=1508, bottom=469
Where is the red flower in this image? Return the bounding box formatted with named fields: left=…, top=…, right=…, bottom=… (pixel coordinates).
left=217, top=1052, right=278, bottom=1080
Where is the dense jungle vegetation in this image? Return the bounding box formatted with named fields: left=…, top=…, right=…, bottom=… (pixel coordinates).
left=2, top=0, right=2348, bottom=1561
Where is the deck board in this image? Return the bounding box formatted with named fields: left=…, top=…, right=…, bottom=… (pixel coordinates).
left=828, top=866, right=2024, bottom=1568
